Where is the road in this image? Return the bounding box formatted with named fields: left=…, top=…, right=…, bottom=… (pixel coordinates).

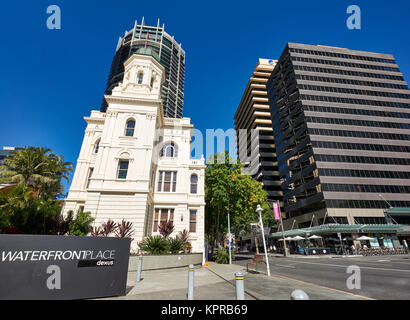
left=234, top=254, right=410, bottom=300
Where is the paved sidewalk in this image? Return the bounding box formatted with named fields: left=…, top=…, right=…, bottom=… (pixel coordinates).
left=101, top=262, right=369, bottom=300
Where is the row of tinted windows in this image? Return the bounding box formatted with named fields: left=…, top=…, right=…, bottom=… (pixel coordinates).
left=303, top=105, right=410, bottom=120
left=295, top=74, right=408, bottom=90
left=292, top=56, right=399, bottom=72
left=299, top=84, right=410, bottom=99
left=322, top=183, right=410, bottom=194
left=311, top=140, right=410, bottom=153
left=314, top=154, right=410, bottom=166
left=326, top=199, right=410, bottom=209
left=306, top=115, right=410, bottom=130
left=293, top=65, right=404, bottom=81
left=318, top=168, right=410, bottom=179
left=308, top=127, right=410, bottom=141
left=301, top=94, right=410, bottom=110
left=289, top=48, right=396, bottom=64
left=354, top=217, right=388, bottom=224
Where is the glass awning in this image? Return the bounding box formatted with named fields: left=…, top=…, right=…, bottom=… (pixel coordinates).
left=385, top=207, right=410, bottom=216
left=270, top=223, right=406, bottom=238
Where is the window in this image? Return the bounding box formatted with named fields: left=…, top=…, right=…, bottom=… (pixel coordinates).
left=354, top=217, right=387, bottom=224
left=189, top=210, right=197, bottom=233
left=137, top=72, right=143, bottom=84
left=86, top=168, right=94, bottom=189
left=150, top=76, right=154, bottom=87
left=190, top=174, right=198, bottom=194
left=160, top=142, right=178, bottom=158
left=117, top=160, right=129, bottom=179
left=157, top=171, right=177, bottom=192
left=153, top=208, right=174, bottom=232
left=94, top=139, right=100, bottom=154
left=125, top=119, right=135, bottom=137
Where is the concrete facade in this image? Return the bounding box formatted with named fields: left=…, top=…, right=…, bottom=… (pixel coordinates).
left=234, top=59, right=284, bottom=210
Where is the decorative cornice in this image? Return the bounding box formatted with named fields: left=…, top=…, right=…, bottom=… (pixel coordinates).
left=104, top=95, right=162, bottom=105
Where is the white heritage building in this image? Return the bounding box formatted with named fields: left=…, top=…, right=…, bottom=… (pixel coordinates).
left=63, top=50, right=205, bottom=252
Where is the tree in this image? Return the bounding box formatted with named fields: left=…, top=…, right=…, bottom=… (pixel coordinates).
left=205, top=152, right=276, bottom=252
left=0, top=147, right=73, bottom=199
left=0, top=183, right=61, bottom=234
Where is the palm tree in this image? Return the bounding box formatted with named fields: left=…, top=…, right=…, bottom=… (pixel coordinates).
left=0, top=147, right=73, bottom=199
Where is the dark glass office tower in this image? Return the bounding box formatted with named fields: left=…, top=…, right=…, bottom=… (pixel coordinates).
left=102, top=18, right=185, bottom=118
left=267, top=43, right=410, bottom=229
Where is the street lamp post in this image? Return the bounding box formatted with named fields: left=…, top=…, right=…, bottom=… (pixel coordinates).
left=227, top=194, right=232, bottom=265
left=256, top=204, right=271, bottom=277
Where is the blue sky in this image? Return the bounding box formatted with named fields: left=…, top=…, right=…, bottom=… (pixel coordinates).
left=1, top=0, right=410, bottom=192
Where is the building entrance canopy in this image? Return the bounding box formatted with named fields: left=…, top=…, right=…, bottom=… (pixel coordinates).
left=270, top=223, right=405, bottom=239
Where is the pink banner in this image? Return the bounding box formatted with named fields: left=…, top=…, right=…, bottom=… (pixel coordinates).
left=273, top=202, right=280, bottom=220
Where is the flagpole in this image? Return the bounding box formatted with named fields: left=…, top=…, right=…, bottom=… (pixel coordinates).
left=276, top=201, right=288, bottom=257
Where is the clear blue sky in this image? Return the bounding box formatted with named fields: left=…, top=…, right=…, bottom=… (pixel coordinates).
left=1, top=0, right=410, bottom=192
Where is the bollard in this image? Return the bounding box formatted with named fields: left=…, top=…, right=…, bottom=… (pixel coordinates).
left=187, top=264, right=194, bottom=300
left=290, top=289, right=310, bottom=300
left=136, top=256, right=143, bottom=282
left=235, top=271, right=245, bottom=300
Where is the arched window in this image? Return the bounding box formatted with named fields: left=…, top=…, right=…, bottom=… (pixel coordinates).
left=137, top=72, right=143, bottom=84
left=160, top=142, right=178, bottom=158
left=190, top=174, right=198, bottom=194
left=93, top=139, right=100, bottom=154
left=150, top=76, right=155, bottom=87
left=125, top=119, right=135, bottom=137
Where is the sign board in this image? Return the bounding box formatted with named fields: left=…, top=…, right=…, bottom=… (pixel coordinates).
left=369, top=238, right=380, bottom=248
left=0, top=234, right=131, bottom=300
left=273, top=202, right=281, bottom=221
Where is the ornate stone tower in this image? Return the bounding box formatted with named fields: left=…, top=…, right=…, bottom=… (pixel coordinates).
left=64, top=52, right=165, bottom=247
left=63, top=50, right=205, bottom=253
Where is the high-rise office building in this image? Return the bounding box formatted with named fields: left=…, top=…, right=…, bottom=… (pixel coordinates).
left=234, top=59, right=283, bottom=209
left=102, top=18, right=185, bottom=118
left=267, top=43, right=410, bottom=229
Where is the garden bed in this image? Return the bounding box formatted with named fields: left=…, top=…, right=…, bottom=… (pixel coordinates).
left=128, top=253, right=203, bottom=271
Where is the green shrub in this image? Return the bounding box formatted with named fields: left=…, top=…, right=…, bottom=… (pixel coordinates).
left=139, top=235, right=170, bottom=254
left=68, top=210, right=94, bottom=236
left=168, top=237, right=185, bottom=254
left=214, top=247, right=235, bottom=264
